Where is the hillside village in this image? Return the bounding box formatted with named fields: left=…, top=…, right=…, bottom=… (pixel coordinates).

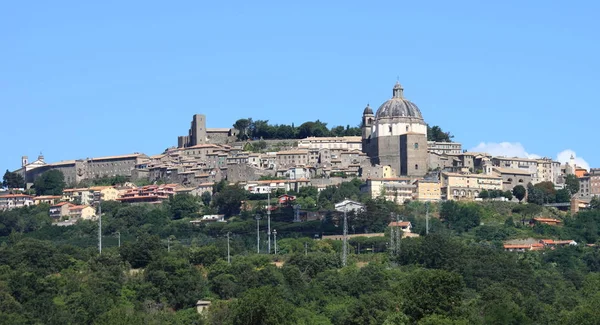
left=3, top=82, right=596, bottom=215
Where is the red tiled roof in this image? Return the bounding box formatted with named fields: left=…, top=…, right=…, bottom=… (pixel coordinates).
left=389, top=221, right=411, bottom=227
left=0, top=194, right=34, bottom=199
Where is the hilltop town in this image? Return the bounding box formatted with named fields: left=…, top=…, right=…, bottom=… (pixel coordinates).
left=3, top=81, right=596, bottom=213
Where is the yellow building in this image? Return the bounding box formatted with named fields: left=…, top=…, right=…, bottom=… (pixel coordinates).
left=33, top=195, right=62, bottom=205
left=362, top=178, right=415, bottom=204
left=69, top=205, right=96, bottom=220
left=441, top=171, right=502, bottom=201
left=413, top=179, right=441, bottom=202
left=89, top=186, right=120, bottom=201
left=62, top=188, right=92, bottom=204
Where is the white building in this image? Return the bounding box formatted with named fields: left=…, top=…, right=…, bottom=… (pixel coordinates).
left=0, top=194, right=34, bottom=211
left=335, top=199, right=365, bottom=213
left=298, top=136, right=362, bottom=151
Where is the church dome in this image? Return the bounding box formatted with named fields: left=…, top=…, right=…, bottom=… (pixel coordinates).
left=375, top=81, right=423, bottom=120
left=363, top=104, right=373, bottom=115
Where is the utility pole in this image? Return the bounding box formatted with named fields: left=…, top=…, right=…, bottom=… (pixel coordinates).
left=94, top=192, right=103, bottom=254
left=426, top=202, right=430, bottom=235
left=273, top=229, right=277, bottom=255
left=342, top=206, right=348, bottom=267
left=227, top=232, right=231, bottom=264
left=395, top=213, right=401, bottom=253
left=389, top=213, right=396, bottom=256
left=167, top=237, right=171, bottom=253
left=267, top=192, right=271, bottom=254
left=116, top=231, right=121, bottom=248
left=304, top=242, right=308, bottom=256
left=255, top=214, right=262, bottom=254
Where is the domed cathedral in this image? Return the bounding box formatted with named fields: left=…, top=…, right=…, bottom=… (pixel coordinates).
left=362, top=81, right=428, bottom=177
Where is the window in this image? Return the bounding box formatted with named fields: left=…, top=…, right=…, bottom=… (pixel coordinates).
left=414, top=143, right=419, bottom=149
left=415, top=164, right=419, bottom=170
left=406, top=125, right=409, bottom=132
left=389, top=126, right=392, bottom=133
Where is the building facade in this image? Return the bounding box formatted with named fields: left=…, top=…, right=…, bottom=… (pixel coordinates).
left=413, top=179, right=441, bottom=202
left=361, top=177, right=415, bottom=204
left=298, top=136, right=362, bottom=151
left=0, top=194, right=34, bottom=211
left=441, top=171, right=503, bottom=201
left=427, top=141, right=462, bottom=155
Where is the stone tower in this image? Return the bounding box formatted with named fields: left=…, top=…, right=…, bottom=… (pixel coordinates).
left=361, top=104, right=374, bottom=155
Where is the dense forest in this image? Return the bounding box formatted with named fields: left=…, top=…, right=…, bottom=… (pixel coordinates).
left=231, top=118, right=454, bottom=142
left=1, top=180, right=600, bottom=324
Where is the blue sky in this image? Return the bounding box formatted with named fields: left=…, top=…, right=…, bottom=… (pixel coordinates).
left=1, top=0, right=598, bottom=172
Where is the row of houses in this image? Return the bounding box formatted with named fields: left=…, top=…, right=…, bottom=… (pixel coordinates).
left=503, top=239, right=577, bottom=252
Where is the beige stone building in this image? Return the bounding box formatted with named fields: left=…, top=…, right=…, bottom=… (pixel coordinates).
left=413, top=179, right=441, bottom=202
left=62, top=188, right=92, bottom=205
left=361, top=177, right=415, bottom=204
left=89, top=186, right=120, bottom=201
left=491, top=167, right=533, bottom=192
left=492, top=156, right=560, bottom=184
left=276, top=150, right=309, bottom=168
left=69, top=205, right=96, bottom=220
left=589, top=168, right=600, bottom=197
left=298, top=136, right=362, bottom=151
left=441, top=171, right=503, bottom=201
left=33, top=195, right=62, bottom=205
left=427, top=141, right=462, bottom=155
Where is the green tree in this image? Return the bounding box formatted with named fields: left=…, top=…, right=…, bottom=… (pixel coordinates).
left=144, top=255, right=208, bottom=310
left=401, top=268, right=465, bottom=320
left=212, top=184, right=247, bottom=217
left=565, top=174, right=581, bottom=196
left=512, top=185, right=526, bottom=202
left=2, top=170, right=25, bottom=189
left=556, top=188, right=572, bottom=203
left=590, top=196, right=600, bottom=210
left=230, top=286, right=297, bottom=325
left=33, top=169, right=66, bottom=195
left=427, top=125, right=454, bottom=142
left=478, top=190, right=489, bottom=199
left=502, top=190, right=513, bottom=201
left=168, top=193, right=200, bottom=220
left=201, top=191, right=212, bottom=206
left=233, top=118, right=252, bottom=140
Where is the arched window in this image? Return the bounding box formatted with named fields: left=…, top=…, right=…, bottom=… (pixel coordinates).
left=415, top=164, right=419, bottom=170
left=406, top=125, right=409, bottom=132
left=507, top=178, right=513, bottom=182
left=414, top=143, right=419, bottom=149
left=518, top=179, right=524, bottom=183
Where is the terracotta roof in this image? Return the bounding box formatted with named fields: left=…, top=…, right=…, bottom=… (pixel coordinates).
left=534, top=218, right=562, bottom=223
left=367, top=177, right=411, bottom=181
left=34, top=195, right=62, bottom=200
left=389, top=221, right=411, bottom=227
left=0, top=194, right=34, bottom=199
left=52, top=202, right=73, bottom=207
left=69, top=205, right=90, bottom=210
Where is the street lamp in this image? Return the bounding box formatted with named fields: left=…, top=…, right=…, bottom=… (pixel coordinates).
left=255, top=214, right=262, bottom=254
left=273, top=229, right=278, bottom=255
